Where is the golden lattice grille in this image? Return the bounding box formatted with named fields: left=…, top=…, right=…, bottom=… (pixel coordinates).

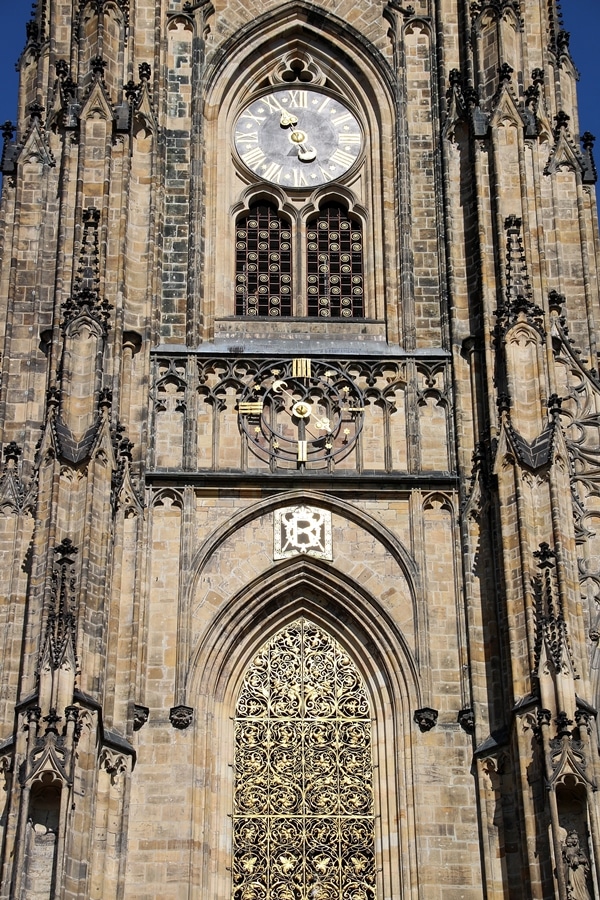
left=232, top=619, right=376, bottom=900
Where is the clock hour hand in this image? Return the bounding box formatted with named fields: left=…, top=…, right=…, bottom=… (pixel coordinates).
left=313, top=416, right=332, bottom=433
left=290, top=129, right=317, bottom=163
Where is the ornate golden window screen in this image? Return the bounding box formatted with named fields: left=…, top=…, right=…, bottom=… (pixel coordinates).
left=232, top=619, right=376, bottom=899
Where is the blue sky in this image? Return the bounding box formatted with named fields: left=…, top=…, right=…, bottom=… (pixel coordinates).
left=0, top=3, right=598, bottom=145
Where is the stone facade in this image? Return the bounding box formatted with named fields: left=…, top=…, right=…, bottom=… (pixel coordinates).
left=0, top=0, right=599, bottom=898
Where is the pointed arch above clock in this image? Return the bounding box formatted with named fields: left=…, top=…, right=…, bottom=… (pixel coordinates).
left=200, top=12, right=400, bottom=344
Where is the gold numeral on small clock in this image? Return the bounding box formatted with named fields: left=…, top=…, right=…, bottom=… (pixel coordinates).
left=297, top=441, right=308, bottom=462
left=239, top=401, right=264, bottom=415
left=339, top=133, right=361, bottom=144
left=292, top=358, right=312, bottom=378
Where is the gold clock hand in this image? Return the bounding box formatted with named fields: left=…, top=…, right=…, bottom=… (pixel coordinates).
left=289, top=128, right=317, bottom=162
left=280, top=111, right=298, bottom=128
left=297, top=143, right=317, bottom=163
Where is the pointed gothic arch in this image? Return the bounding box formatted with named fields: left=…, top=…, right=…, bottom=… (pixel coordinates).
left=198, top=2, right=399, bottom=339
left=186, top=556, right=421, bottom=897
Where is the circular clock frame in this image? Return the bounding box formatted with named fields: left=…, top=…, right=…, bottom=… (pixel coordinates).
left=233, top=88, right=363, bottom=188
left=238, top=358, right=365, bottom=468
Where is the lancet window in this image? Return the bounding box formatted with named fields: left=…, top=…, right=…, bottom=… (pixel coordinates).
left=232, top=618, right=376, bottom=899
left=234, top=203, right=365, bottom=319
left=307, top=205, right=364, bottom=318
left=235, top=203, right=292, bottom=316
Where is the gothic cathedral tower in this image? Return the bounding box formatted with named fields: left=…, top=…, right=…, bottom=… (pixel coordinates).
left=0, top=0, right=599, bottom=897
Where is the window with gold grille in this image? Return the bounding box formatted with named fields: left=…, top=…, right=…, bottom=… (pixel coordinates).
left=235, top=204, right=292, bottom=316
left=306, top=206, right=364, bottom=318
left=232, top=618, right=376, bottom=900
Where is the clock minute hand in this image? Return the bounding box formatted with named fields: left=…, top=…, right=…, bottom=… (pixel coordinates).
left=279, top=111, right=298, bottom=128
left=279, top=105, right=317, bottom=162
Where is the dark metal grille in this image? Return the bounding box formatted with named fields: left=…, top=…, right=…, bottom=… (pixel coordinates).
left=307, top=206, right=364, bottom=317
left=235, top=204, right=292, bottom=316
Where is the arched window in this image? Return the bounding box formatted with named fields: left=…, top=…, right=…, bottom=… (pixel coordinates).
left=235, top=204, right=292, bottom=316
left=307, top=205, right=364, bottom=318
left=23, top=782, right=61, bottom=900
left=232, top=618, right=376, bottom=899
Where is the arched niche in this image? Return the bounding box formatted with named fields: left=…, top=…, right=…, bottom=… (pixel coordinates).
left=60, top=316, right=105, bottom=440
left=23, top=777, right=62, bottom=900
left=78, top=0, right=126, bottom=95
left=199, top=5, right=399, bottom=342
left=186, top=558, right=421, bottom=898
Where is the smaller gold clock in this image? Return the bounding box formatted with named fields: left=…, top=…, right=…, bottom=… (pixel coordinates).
left=238, top=357, right=364, bottom=469
left=234, top=89, right=363, bottom=188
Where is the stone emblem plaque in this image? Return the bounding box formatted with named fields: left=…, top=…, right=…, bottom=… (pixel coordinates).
left=274, top=505, right=333, bottom=560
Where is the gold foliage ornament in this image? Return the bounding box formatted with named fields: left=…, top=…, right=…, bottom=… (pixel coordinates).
left=232, top=619, right=376, bottom=899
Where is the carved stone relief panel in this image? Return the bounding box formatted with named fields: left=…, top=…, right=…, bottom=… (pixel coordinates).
left=274, top=505, right=332, bottom=560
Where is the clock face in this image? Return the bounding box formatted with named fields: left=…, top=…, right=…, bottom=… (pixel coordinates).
left=234, top=89, right=362, bottom=188
left=238, top=358, right=364, bottom=469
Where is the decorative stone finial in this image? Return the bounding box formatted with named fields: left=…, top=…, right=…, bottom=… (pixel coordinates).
left=54, top=537, right=78, bottom=565
left=554, top=111, right=570, bottom=133
left=28, top=103, right=45, bottom=122
left=3, top=442, right=21, bottom=463
left=533, top=542, right=556, bottom=569
left=91, top=56, right=107, bottom=77
left=1, top=122, right=14, bottom=143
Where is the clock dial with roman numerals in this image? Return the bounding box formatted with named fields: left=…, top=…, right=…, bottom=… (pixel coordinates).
left=234, top=89, right=362, bottom=188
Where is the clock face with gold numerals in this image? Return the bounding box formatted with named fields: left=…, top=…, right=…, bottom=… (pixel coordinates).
left=238, top=357, right=365, bottom=469
left=234, top=88, right=363, bottom=188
